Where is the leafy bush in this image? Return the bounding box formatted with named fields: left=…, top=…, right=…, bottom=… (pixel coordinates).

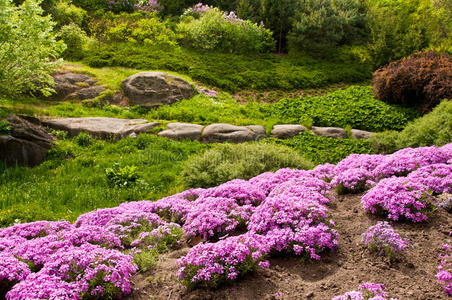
left=268, top=131, right=375, bottom=165
left=105, top=163, right=142, bottom=188
left=0, top=120, right=11, bottom=135
left=0, top=0, right=65, bottom=96
left=177, top=5, right=275, bottom=54
left=50, top=1, right=88, bottom=30
left=372, top=50, right=452, bottom=114
left=83, top=43, right=372, bottom=92
left=58, top=23, right=88, bottom=60
left=89, top=12, right=178, bottom=47
left=73, top=132, right=93, bottom=147
left=371, top=100, right=452, bottom=153
left=271, top=86, right=416, bottom=131
left=288, top=0, right=367, bottom=55
left=181, top=143, right=313, bottom=188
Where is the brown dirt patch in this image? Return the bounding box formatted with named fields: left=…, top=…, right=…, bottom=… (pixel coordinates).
left=127, top=193, right=452, bottom=300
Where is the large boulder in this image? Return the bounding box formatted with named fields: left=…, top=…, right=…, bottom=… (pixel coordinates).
left=201, top=123, right=262, bottom=143
left=158, top=123, right=204, bottom=141
left=50, top=71, right=106, bottom=100
left=41, top=117, right=161, bottom=140
left=270, top=124, right=307, bottom=139
left=311, top=126, right=348, bottom=139
left=351, top=129, right=373, bottom=139
left=0, top=115, right=55, bottom=167
left=121, top=72, right=197, bottom=107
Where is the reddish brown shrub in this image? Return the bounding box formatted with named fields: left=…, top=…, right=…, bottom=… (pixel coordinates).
left=372, top=50, right=452, bottom=114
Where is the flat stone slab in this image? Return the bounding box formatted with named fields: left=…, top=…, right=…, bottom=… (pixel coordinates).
left=270, top=124, right=307, bottom=139
left=201, top=123, right=259, bottom=143
left=311, top=126, right=348, bottom=139
left=351, top=129, right=373, bottom=139
left=158, top=123, right=203, bottom=141
left=41, top=117, right=160, bottom=140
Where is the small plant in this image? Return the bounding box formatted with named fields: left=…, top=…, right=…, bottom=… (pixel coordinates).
left=333, top=282, right=394, bottom=299
left=437, top=244, right=452, bottom=296
left=0, top=120, right=11, bottom=135
left=362, top=222, right=410, bottom=262
left=105, top=163, right=142, bottom=188
left=74, top=132, right=93, bottom=147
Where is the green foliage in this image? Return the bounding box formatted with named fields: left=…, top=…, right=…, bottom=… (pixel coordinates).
left=177, top=7, right=275, bottom=54
left=50, top=1, right=88, bottom=30
left=271, top=86, right=417, bottom=131
left=0, top=135, right=207, bottom=222
left=58, top=23, right=88, bottom=60
left=181, top=143, right=313, bottom=188
left=289, top=0, right=367, bottom=55
left=73, top=132, right=94, bottom=147
left=0, top=120, right=11, bottom=135
left=70, top=0, right=106, bottom=12
left=371, top=100, right=452, bottom=153
left=89, top=12, right=178, bottom=47
left=268, top=131, right=375, bottom=165
left=105, top=163, right=142, bottom=188
left=0, top=0, right=65, bottom=96
left=132, top=249, right=159, bottom=272
left=83, top=43, right=372, bottom=92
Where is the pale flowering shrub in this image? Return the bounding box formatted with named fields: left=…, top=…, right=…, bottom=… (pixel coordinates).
left=177, top=232, right=269, bottom=289
left=407, top=163, right=452, bottom=194
left=332, top=168, right=375, bottom=194
left=332, top=282, right=397, bottom=300
left=362, top=222, right=410, bottom=262
left=129, top=223, right=183, bottom=253
left=0, top=252, right=31, bottom=287
left=362, top=177, right=434, bottom=222
left=437, top=244, right=452, bottom=296
left=309, top=163, right=337, bottom=182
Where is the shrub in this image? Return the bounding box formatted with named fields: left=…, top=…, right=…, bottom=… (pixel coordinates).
left=58, top=23, right=88, bottom=60
left=268, top=131, right=375, bottom=165
left=73, top=132, right=93, bottom=147
left=372, top=50, right=452, bottom=114
left=333, top=283, right=393, bottom=300
left=0, top=0, right=65, bottom=96
left=362, top=221, right=410, bottom=262
left=371, top=100, right=452, bottom=153
left=0, top=120, right=11, bottom=135
left=50, top=1, right=88, bottom=30
left=177, top=5, right=275, bottom=54
left=181, top=143, right=313, bottom=188
left=288, top=0, right=367, bottom=55
left=437, top=244, right=452, bottom=296
left=271, top=86, right=417, bottom=131
left=105, top=163, right=142, bottom=188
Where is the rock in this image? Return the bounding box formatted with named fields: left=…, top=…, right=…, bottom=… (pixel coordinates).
left=158, top=123, right=203, bottom=141
left=50, top=71, right=106, bottom=101
left=0, top=115, right=55, bottom=167
left=270, top=124, right=307, bottom=139
left=246, top=125, right=267, bottom=140
left=121, top=72, right=197, bottom=107
left=54, top=72, right=90, bottom=84
left=201, top=123, right=259, bottom=143
left=311, top=126, right=348, bottom=139
left=351, top=129, right=373, bottom=139
left=72, top=86, right=106, bottom=100
left=41, top=117, right=161, bottom=140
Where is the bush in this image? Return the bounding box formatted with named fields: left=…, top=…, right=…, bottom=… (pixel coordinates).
left=288, top=0, right=367, bottom=55
left=268, top=131, right=375, bottom=165
left=372, top=50, right=452, bottom=114
left=73, top=132, right=93, bottom=147
left=181, top=143, right=313, bottom=188
left=89, top=12, right=177, bottom=47
left=0, top=120, right=11, bottom=135
left=0, top=0, right=65, bottom=96
left=371, top=100, right=452, bottom=153
left=271, top=86, right=416, bottom=131
left=50, top=1, right=88, bottom=30
left=105, top=163, right=143, bottom=188
left=177, top=5, right=275, bottom=54
left=58, top=23, right=88, bottom=60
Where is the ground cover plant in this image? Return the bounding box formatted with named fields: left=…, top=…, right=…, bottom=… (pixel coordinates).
left=0, top=143, right=450, bottom=299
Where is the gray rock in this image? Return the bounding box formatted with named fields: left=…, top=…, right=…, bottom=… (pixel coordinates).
left=311, top=126, right=348, bottom=139
left=41, top=117, right=160, bottom=140
left=74, top=85, right=106, bottom=100
left=158, top=123, right=203, bottom=141
left=270, top=124, right=307, bottom=139
left=54, top=72, right=90, bottom=85
left=0, top=115, right=55, bottom=167
left=351, top=129, right=373, bottom=139
left=246, top=125, right=267, bottom=140
left=121, top=72, right=197, bottom=107
left=201, top=123, right=259, bottom=143
left=50, top=71, right=106, bottom=101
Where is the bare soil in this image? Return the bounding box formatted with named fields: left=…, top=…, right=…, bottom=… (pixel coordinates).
left=127, top=193, right=452, bottom=300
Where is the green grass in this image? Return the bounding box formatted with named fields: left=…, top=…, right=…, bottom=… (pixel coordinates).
left=82, top=43, right=372, bottom=92
left=0, top=134, right=207, bottom=226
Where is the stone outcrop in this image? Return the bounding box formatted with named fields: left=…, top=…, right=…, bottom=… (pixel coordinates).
left=158, top=123, right=203, bottom=141
left=0, top=115, right=55, bottom=167
left=121, top=72, right=197, bottom=107
left=351, top=129, right=374, bottom=139
left=201, top=124, right=262, bottom=143
left=41, top=117, right=160, bottom=140
left=311, top=126, right=348, bottom=139
left=270, top=124, right=307, bottom=139
left=50, top=71, right=106, bottom=100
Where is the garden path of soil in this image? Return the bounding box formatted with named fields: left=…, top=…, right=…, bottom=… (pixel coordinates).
left=127, top=193, right=452, bottom=300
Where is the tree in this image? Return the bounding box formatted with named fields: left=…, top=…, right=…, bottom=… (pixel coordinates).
left=0, top=0, right=65, bottom=96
